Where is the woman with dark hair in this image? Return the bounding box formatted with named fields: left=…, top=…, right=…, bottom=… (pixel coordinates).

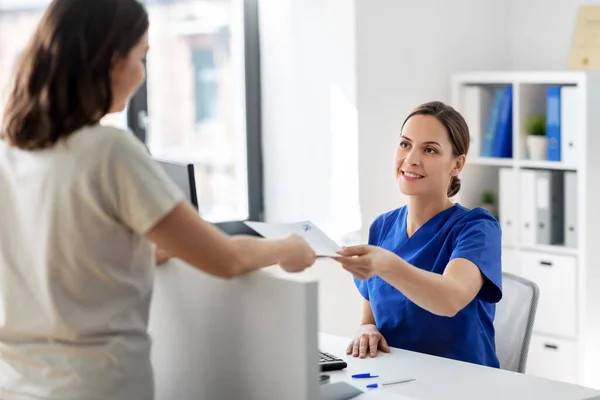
left=334, top=101, right=503, bottom=368
left=0, top=0, right=315, bottom=398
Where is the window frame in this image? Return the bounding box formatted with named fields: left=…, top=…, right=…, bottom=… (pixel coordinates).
left=129, top=0, right=264, bottom=235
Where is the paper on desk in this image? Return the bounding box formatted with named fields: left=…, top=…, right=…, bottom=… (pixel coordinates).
left=244, top=221, right=342, bottom=257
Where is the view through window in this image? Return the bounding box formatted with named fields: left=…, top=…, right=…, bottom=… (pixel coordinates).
left=0, top=0, right=263, bottom=229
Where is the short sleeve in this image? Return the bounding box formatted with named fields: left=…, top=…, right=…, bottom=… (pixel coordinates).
left=100, top=130, right=186, bottom=235
left=450, top=218, right=502, bottom=303
left=353, top=216, right=385, bottom=301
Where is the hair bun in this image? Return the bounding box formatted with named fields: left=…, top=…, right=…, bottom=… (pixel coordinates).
left=448, top=176, right=461, bottom=197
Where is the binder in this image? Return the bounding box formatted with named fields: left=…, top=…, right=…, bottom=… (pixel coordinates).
left=535, top=170, right=565, bottom=245
left=499, top=168, right=517, bottom=245
left=491, top=86, right=513, bottom=158
left=546, top=86, right=562, bottom=162
left=461, top=86, right=493, bottom=158
left=564, top=172, right=578, bottom=248
left=481, top=89, right=504, bottom=157
left=519, top=169, right=537, bottom=245
left=560, top=86, right=580, bottom=168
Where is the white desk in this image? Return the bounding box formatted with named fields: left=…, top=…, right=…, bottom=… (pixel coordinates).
left=319, top=333, right=600, bottom=400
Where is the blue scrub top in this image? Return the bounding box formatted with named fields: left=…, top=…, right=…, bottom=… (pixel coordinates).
left=354, top=203, right=502, bottom=367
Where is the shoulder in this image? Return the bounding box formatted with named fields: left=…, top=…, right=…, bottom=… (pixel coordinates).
left=72, top=124, right=141, bottom=148
left=68, top=124, right=148, bottom=161
left=450, top=205, right=501, bottom=241
left=454, top=205, right=500, bottom=228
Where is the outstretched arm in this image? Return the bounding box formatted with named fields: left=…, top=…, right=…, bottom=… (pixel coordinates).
left=334, top=246, right=484, bottom=317
left=147, top=202, right=316, bottom=278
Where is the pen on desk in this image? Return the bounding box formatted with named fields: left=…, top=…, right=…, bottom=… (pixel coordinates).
left=366, top=378, right=416, bottom=389
left=351, top=373, right=379, bottom=379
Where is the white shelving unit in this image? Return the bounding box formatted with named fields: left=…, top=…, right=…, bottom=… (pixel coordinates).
left=451, top=71, right=600, bottom=389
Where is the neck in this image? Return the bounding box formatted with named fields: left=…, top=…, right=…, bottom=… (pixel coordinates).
left=405, top=195, right=454, bottom=237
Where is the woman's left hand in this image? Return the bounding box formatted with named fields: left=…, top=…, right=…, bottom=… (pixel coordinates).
left=333, top=245, right=398, bottom=279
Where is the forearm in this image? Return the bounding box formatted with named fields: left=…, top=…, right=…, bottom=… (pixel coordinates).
left=228, top=236, right=289, bottom=275
left=360, top=299, right=376, bottom=325
left=147, top=202, right=289, bottom=278
left=379, top=259, right=467, bottom=317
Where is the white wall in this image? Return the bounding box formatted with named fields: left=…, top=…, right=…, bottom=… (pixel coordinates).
left=0, top=0, right=50, bottom=11
left=258, top=0, right=363, bottom=337
left=508, top=0, right=600, bottom=70
left=258, top=0, right=361, bottom=244
left=258, top=0, right=515, bottom=336
left=353, top=0, right=595, bottom=237
left=355, top=0, right=513, bottom=239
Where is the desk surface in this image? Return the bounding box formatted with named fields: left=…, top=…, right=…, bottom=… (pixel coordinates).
left=319, top=333, right=600, bottom=400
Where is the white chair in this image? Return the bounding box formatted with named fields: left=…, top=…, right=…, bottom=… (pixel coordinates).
left=494, top=272, right=540, bottom=373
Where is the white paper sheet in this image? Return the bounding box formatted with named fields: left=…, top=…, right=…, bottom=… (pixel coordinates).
left=244, top=220, right=342, bottom=257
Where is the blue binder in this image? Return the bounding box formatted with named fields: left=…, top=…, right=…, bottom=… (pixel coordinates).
left=481, top=89, right=505, bottom=157
left=492, top=86, right=513, bottom=158
left=546, top=86, right=561, bottom=162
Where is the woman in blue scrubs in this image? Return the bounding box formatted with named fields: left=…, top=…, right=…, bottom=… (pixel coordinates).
left=334, top=101, right=502, bottom=368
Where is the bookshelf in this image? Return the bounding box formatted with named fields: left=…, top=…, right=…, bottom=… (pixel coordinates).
left=451, top=71, right=600, bottom=389
left=470, top=157, right=578, bottom=171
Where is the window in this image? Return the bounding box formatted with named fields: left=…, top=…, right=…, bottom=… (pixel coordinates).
left=0, top=1, right=130, bottom=130
left=0, top=4, right=46, bottom=128
left=0, top=0, right=263, bottom=234
left=130, top=0, right=263, bottom=233
left=192, top=48, right=218, bottom=125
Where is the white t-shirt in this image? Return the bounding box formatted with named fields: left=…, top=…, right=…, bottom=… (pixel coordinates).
left=0, top=125, right=185, bottom=400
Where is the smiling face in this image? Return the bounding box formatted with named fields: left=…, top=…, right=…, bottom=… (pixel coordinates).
left=395, top=113, right=466, bottom=199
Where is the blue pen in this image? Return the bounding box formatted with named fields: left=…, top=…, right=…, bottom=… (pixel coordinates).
left=366, top=378, right=416, bottom=389
left=351, top=373, right=379, bottom=379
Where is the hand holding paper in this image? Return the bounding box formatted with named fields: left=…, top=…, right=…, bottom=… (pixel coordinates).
left=244, top=221, right=342, bottom=257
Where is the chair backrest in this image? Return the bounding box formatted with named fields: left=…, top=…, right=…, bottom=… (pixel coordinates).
left=493, top=272, right=540, bottom=373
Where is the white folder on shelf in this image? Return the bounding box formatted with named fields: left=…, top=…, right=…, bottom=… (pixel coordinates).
left=461, top=85, right=494, bottom=158
left=560, top=86, right=580, bottom=168
left=499, top=167, right=518, bottom=245
left=535, top=170, right=564, bottom=245
left=519, top=170, right=537, bottom=245
left=461, top=86, right=493, bottom=158
left=564, top=171, right=578, bottom=248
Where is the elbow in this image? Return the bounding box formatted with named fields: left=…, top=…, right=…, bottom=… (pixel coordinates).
left=195, top=248, right=244, bottom=280
left=436, top=296, right=466, bottom=318
left=440, top=307, right=460, bottom=318
left=215, top=265, right=238, bottom=279
left=445, top=298, right=467, bottom=318
left=217, top=248, right=246, bottom=279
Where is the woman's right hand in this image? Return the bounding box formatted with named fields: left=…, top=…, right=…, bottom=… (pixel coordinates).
left=279, top=234, right=317, bottom=272
left=347, top=324, right=390, bottom=358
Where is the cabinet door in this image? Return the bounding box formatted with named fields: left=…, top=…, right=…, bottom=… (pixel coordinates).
left=501, top=248, right=519, bottom=276
left=519, top=251, right=577, bottom=338
left=527, top=334, right=578, bottom=384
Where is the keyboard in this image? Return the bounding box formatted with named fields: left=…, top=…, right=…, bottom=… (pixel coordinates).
left=319, top=349, right=348, bottom=372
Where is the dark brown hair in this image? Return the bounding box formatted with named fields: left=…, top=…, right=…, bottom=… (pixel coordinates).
left=401, top=101, right=470, bottom=197
left=0, top=0, right=148, bottom=150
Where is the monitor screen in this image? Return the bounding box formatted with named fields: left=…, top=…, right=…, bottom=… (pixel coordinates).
left=154, top=159, right=198, bottom=209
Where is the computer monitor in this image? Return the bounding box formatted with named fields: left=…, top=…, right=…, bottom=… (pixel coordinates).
left=154, top=158, right=198, bottom=209
left=153, top=158, right=262, bottom=236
